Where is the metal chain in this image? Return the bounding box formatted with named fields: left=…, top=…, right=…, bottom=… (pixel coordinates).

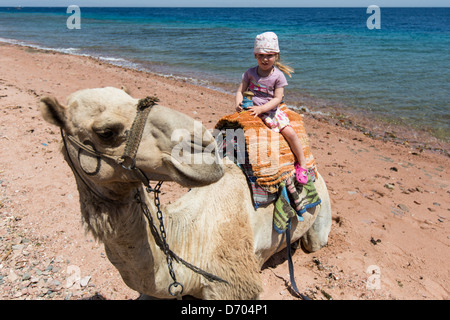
left=135, top=183, right=182, bottom=297
left=150, top=182, right=183, bottom=297
left=137, top=182, right=228, bottom=298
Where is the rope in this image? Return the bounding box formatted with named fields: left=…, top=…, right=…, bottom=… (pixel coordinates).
left=120, top=96, right=159, bottom=169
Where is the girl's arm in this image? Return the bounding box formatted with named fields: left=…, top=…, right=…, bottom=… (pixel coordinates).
left=248, top=87, right=284, bottom=117
left=235, top=79, right=249, bottom=112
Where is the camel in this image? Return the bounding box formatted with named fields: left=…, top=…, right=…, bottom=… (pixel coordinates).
left=40, top=87, right=331, bottom=299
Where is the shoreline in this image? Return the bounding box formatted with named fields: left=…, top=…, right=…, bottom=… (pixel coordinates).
left=1, top=38, right=448, bottom=156
left=0, top=42, right=449, bottom=300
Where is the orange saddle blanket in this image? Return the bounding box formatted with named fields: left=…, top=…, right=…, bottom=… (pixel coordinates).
left=215, top=104, right=317, bottom=193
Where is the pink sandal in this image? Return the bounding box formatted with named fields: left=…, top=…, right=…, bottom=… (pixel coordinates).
left=295, top=162, right=308, bottom=185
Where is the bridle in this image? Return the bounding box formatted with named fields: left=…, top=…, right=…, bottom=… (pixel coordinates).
left=61, top=96, right=228, bottom=298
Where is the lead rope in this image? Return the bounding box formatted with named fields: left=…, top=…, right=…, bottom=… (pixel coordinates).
left=136, top=181, right=228, bottom=299
left=286, top=219, right=311, bottom=300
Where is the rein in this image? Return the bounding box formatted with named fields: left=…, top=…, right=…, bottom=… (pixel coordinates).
left=61, top=96, right=228, bottom=298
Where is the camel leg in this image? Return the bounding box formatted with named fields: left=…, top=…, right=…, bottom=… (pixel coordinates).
left=301, top=173, right=332, bottom=252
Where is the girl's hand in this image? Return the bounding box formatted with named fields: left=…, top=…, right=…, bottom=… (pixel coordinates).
left=235, top=103, right=243, bottom=112
left=248, top=106, right=263, bottom=117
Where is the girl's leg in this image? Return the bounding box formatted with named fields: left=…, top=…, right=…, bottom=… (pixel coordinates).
left=280, top=126, right=307, bottom=168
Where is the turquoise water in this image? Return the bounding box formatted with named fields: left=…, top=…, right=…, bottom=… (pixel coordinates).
left=0, top=7, right=449, bottom=144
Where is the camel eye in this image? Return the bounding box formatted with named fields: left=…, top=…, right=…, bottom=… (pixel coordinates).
left=92, top=123, right=124, bottom=144
left=95, top=129, right=115, bottom=141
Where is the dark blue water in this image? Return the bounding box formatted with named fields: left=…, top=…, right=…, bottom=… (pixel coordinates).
left=0, top=7, right=449, bottom=143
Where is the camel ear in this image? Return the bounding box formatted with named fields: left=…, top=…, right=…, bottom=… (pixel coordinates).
left=40, top=96, right=67, bottom=128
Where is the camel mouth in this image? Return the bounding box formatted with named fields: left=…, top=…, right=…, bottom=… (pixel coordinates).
left=160, top=147, right=224, bottom=188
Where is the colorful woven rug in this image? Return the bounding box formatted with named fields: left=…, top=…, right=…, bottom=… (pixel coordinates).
left=215, top=104, right=317, bottom=193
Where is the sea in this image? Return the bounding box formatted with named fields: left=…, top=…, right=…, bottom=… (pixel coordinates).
left=0, top=7, right=448, bottom=150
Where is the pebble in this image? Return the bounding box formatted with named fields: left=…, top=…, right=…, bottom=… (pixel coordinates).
left=80, top=276, right=91, bottom=287
left=392, top=208, right=404, bottom=217
left=370, top=237, right=381, bottom=245
left=37, top=278, right=46, bottom=288
left=8, top=270, right=19, bottom=282
left=22, top=272, right=31, bottom=281
left=0, top=216, right=99, bottom=300
left=398, top=204, right=409, bottom=212
left=52, top=266, right=61, bottom=273
left=384, top=183, right=395, bottom=190
left=12, top=244, right=24, bottom=251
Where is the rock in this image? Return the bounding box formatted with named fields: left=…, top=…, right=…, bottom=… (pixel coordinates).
left=22, top=272, right=31, bottom=281
left=65, top=292, right=73, bottom=300
left=52, top=266, right=61, bottom=273
left=370, top=237, right=381, bottom=245
left=384, top=183, right=395, bottom=190
left=397, top=204, right=409, bottom=212
left=21, top=280, right=31, bottom=287
left=12, top=244, right=24, bottom=251
left=8, top=269, right=19, bottom=282
left=49, top=280, right=62, bottom=291
left=80, top=276, right=91, bottom=287
left=37, top=278, right=46, bottom=288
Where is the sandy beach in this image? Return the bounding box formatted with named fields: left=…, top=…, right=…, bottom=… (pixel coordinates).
left=0, top=43, right=448, bottom=300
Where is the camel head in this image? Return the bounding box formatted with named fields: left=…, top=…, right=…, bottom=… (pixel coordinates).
left=40, top=87, right=224, bottom=194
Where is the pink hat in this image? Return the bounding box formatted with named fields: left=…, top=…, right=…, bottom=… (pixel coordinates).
left=254, top=32, right=280, bottom=54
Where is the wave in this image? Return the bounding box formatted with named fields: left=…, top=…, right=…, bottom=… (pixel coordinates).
left=0, top=37, right=82, bottom=55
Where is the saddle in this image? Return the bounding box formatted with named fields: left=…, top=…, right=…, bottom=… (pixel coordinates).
left=215, top=105, right=321, bottom=232
left=215, top=104, right=317, bottom=193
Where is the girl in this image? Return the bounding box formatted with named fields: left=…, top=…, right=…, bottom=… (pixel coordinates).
left=235, top=31, right=308, bottom=184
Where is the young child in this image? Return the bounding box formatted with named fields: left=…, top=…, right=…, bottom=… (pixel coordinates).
left=235, top=31, right=308, bottom=184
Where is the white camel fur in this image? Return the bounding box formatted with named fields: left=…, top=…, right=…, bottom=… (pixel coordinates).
left=40, top=87, right=331, bottom=299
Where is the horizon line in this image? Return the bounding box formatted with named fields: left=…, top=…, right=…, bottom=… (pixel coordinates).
left=2, top=6, right=449, bottom=8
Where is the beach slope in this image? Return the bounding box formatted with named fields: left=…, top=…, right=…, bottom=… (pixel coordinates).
left=0, top=44, right=448, bottom=300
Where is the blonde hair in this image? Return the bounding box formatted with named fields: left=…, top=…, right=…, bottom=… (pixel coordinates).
left=275, top=54, right=294, bottom=78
